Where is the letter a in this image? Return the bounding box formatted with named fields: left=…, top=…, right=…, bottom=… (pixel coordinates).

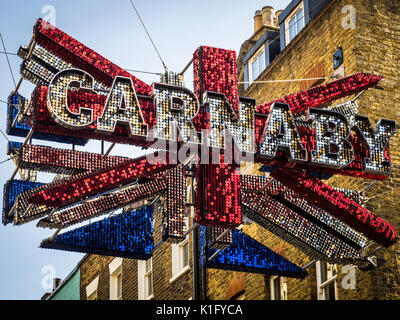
left=97, top=76, right=147, bottom=137
left=259, top=102, right=307, bottom=162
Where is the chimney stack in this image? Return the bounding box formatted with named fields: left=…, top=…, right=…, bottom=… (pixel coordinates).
left=261, top=6, right=275, bottom=27
left=254, top=10, right=262, bottom=32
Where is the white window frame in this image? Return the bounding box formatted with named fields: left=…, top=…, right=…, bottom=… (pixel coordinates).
left=86, top=276, right=99, bottom=300
left=247, top=46, right=266, bottom=86
left=270, top=276, right=287, bottom=300
left=170, top=217, right=191, bottom=283
left=316, top=261, right=338, bottom=300
left=285, top=1, right=305, bottom=45
left=138, top=258, right=154, bottom=300
left=109, top=257, right=123, bottom=300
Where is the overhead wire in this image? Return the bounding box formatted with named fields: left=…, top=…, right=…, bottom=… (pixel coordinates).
left=0, top=158, right=11, bottom=165
left=0, top=33, right=17, bottom=88
left=0, top=51, right=18, bottom=56
left=128, top=0, right=169, bottom=73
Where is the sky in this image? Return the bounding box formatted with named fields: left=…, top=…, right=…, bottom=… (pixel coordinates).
left=0, top=0, right=291, bottom=300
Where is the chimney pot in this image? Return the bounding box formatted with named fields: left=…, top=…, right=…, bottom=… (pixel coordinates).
left=254, top=10, right=263, bottom=32
left=261, top=6, right=275, bottom=27
left=275, top=10, right=284, bottom=26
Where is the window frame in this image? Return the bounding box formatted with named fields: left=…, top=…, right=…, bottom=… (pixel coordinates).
left=284, top=1, right=305, bottom=45
left=86, top=276, right=99, bottom=301
left=144, top=257, right=154, bottom=298
left=316, top=260, right=338, bottom=300
left=109, top=257, right=123, bottom=300
left=270, top=276, right=287, bottom=300
left=138, top=258, right=154, bottom=300
left=87, top=291, right=97, bottom=301
left=116, top=272, right=122, bottom=300
left=247, top=46, right=267, bottom=86
left=170, top=216, right=191, bottom=283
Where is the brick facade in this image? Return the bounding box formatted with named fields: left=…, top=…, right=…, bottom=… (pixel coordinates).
left=77, top=0, right=400, bottom=300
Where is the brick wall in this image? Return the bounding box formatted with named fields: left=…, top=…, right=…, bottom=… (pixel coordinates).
left=78, top=0, right=400, bottom=301
left=233, top=0, right=400, bottom=300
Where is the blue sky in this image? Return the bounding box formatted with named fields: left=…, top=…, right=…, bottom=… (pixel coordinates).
left=0, top=0, right=291, bottom=300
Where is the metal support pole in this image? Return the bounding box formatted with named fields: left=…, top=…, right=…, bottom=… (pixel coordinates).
left=22, top=204, right=34, bottom=218
left=11, top=109, right=21, bottom=129
left=202, top=264, right=207, bottom=300
left=182, top=223, right=199, bottom=238
left=12, top=76, right=24, bottom=96
left=207, top=249, right=222, bottom=262
left=7, top=202, right=17, bottom=220
left=26, top=42, right=36, bottom=61
left=47, top=208, right=57, bottom=219
left=261, top=178, right=275, bottom=192
left=50, top=228, right=62, bottom=242
left=192, top=216, right=201, bottom=300
left=103, top=142, right=116, bottom=157
left=360, top=180, right=379, bottom=194
left=367, top=246, right=383, bottom=257
left=352, top=90, right=366, bottom=103
left=180, top=58, right=193, bottom=75
left=302, top=259, right=317, bottom=270
left=22, top=129, right=33, bottom=146
left=207, top=224, right=243, bottom=260
left=9, top=166, right=20, bottom=182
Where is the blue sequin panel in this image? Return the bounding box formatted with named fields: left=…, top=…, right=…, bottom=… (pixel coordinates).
left=40, top=206, right=154, bottom=260
left=200, top=226, right=307, bottom=279
left=7, top=141, right=22, bottom=155
left=2, top=179, right=44, bottom=225
left=6, top=93, right=88, bottom=146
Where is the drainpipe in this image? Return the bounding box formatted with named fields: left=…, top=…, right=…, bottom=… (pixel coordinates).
left=192, top=216, right=200, bottom=300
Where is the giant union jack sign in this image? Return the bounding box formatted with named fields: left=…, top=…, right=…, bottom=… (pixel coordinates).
left=2, top=19, right=397, bottom=278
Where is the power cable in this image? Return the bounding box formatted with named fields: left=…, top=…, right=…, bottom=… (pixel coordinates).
left=0, top=158, right=11, bottom=165
left=128, top=0, right=169, bottom=73
left=0, top=33, right=17, bottom=87
left=0, top=51, right=18, bottom=56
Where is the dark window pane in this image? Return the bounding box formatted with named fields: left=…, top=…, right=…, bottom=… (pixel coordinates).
left=273, top=278, right=281, bottom=300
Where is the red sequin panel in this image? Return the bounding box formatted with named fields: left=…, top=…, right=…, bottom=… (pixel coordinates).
left=193, top=46, right=241, bottom=229
left=255, top=73, right=383, bottom=115
left=270, top=168, right=397, bottom=247
left=196, top=155, right=242, bottom=228
left=34, top=19, right=152, bottom=96
left=28, top=151, right=176, bottom=208
left=37, top=178, right=167, bottom=229
left=193, top=46, right=238, bottom=110
left=14, top=171, right=91, bottom=225
left=32, top=85, right=156, bottom=146
left=18, top=144, right=129, bottom=174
